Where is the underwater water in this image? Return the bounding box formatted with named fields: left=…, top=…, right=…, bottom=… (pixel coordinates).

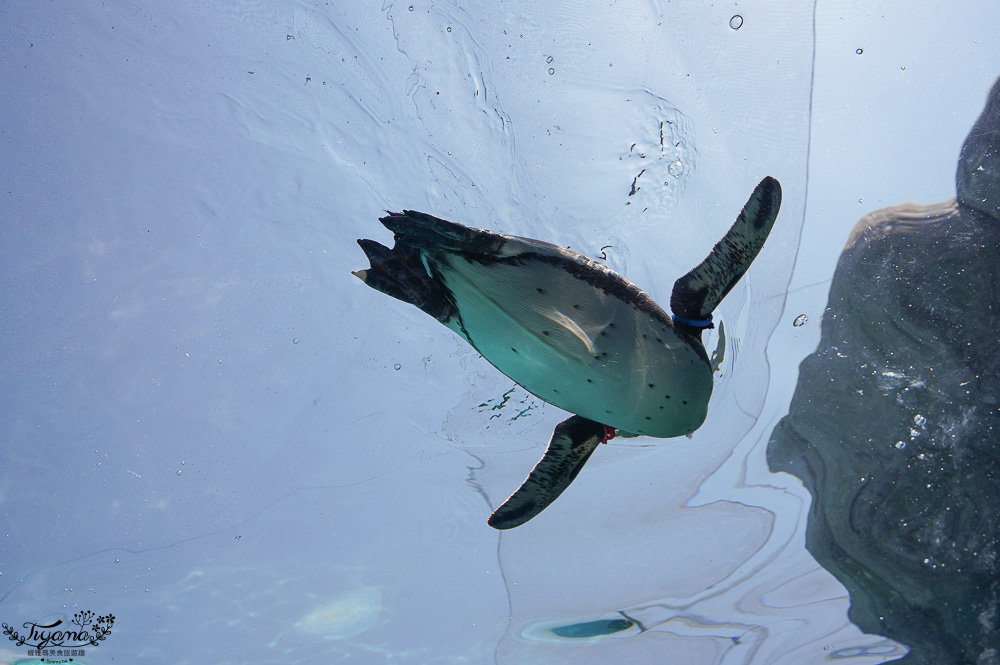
left=1, top=1, right=997, bottom=663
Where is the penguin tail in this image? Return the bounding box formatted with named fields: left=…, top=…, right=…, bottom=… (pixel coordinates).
left=378, top=210, right=503, bottom=254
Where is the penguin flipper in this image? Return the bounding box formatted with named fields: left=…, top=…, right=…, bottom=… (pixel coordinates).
left=488, top=416, right=606, bottom=530
left=670, top=176, right=782, bottom=321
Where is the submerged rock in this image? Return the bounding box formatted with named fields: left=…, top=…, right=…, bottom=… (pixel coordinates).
left=767, top=77, right=1000, bottom=664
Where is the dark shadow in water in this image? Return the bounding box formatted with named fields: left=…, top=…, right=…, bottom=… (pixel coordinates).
left=768, top=75, right=1000, bottom=665
left=550, top=618, right=634, bottom=638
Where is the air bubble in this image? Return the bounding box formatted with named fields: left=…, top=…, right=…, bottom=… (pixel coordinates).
left=667, top=160, right=683, bottom=177
left=546, top=55, right=553, bottom=64
left=856, top=48, right=863, bottom=55
left=393, top=363, right=401, bottom=371
left=447, top=26, right=452, bottom=32
left=793, top=314, right=808, bottom=327
left=895, top=441, right=906, bottom=449
left=408, top=5, right=413, bottom=10
left=730, top=15, right=743, bottom=30
left=548, top=68, right=554, bottom=75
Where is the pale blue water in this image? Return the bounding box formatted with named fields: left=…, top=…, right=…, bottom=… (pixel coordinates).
left=1, top=2, right=996, bottom=663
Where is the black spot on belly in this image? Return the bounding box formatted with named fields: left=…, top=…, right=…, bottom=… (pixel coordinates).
left=647, top=383, right=655, bottom=388
left=659, top=405, right=664, bottom=409
left=608, top=322, right=616, bottom=328
left=542, top=330, right=550, bottom=336
left=512, top=347, right=518, bottom=353
left=599, top=331, right=606, bottom=337
left=642, top=334, right=648, bottom=339
left=605, top=409, right=611, bottom=414
left=682, top=400, right=688, bottom=405
left=573, top=304, right=581, bottom=309
left=553, top=389, right=559, bottom=393
left=656, top=338, right=663, bottom=343
left=537, top=287, right=545, bottom=294
left=645, top=416, right=651, bottom=420
left=586, top=378, right=593, bottom=383
left=664, top=394, right=671, bottom=399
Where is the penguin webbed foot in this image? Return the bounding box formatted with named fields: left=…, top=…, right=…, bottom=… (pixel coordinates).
left=353, top=236, right=456, bottom=323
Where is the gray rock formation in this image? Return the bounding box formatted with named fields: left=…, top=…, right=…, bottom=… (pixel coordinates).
left=767, top=77, right=1000, bottom=664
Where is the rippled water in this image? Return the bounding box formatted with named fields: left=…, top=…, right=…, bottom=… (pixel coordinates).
left=1, top=1, right=996, bottom=664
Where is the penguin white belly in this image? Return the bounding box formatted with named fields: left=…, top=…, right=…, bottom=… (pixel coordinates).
left=434, top=252, right=713, bottom=437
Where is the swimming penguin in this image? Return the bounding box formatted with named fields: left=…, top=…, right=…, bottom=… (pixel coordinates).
left=353, top=176, right=781, bottom=529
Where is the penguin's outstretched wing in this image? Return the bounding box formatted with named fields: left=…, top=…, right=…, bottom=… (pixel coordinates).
left=671, top=176, right=782, bottom=322
left=488, top=416, right=607, bottom=530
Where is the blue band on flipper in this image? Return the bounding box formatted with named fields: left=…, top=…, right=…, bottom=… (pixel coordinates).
left=672, top=314, right=714, bottom=328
